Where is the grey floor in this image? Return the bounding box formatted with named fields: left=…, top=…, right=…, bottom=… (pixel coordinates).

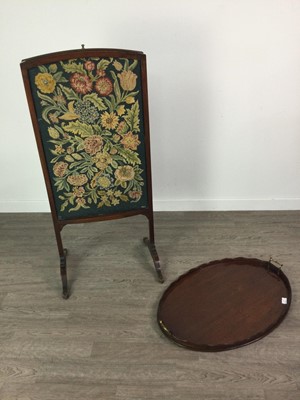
left=0, top=212, right=299, bottom=399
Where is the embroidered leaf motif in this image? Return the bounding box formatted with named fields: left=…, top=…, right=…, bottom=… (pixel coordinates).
left=53, top=72, right=63, bottom=82
left=118, top=148, right=141, bottom=165
left=42, top=105, right=60, bottom=123
left=62, top=62, right=85, bottom=74
left=83, top=93, right=107, bottom=111
left=129, top=59, right=138, bottom=72
left=37, top=91, right=56, bottom=105
left=59, top=86, right=80, bottom=101
left=96, top=59, right=110, bottom=71
left=64, top=121, right=93, bottom=137
left=124, top=101, right=140, bottom=132
left=110, top=71, right=121, bottom=103
left=38, top=65, right=48, bottom=73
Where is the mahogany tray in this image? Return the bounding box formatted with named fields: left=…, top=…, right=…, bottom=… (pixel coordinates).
left=157, top=258, right=291, bottom=351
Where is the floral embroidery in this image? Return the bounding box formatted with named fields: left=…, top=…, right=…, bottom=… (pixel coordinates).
left=95, top=77, right=113, bottom=96
left=35, top=73, right=56, bottom=93
left=121, top=131, right=141, bottom=151
left=70, top=73, right=93, bottom=94
left=100, top=111, right=119, bottom=130
left=31, top=57, right=146, bottom=214
left=118, top=70, right=137, bottom=91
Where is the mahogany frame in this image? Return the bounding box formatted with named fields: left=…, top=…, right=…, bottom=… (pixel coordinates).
left=20, top=48, right=164, bottom=299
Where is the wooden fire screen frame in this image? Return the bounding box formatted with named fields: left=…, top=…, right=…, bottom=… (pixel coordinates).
left=21, top=48, right=163, bottom=298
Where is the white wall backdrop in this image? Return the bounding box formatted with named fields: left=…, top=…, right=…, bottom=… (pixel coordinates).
left=1, top=0, right=300, bottom=211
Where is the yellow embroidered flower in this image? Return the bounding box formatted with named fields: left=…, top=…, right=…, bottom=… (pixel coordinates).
left=49, top=64, right=58, bottom=73
left=73, top=186, right=85, bottom=197
left=120, top=131, right=141, bottom=151
left=118, top=70, right=137, bottom=91
left=98, top=176, right=111, bottom=188
left=93, top=152, right=112, bottom=170
left=117, top=105, right=126, bottom=116
left=35, top=73, right=56, bottom=93
left=53, top=161, right=68, bottom=177
left=111, top=198, right=120, bottom=206
left=54, top=145, right=65, bottom=154
left=125, top=96, right=135, bottom=104
left=115, top=165, right=135, bottom=182
left=67, top=174, right=88, bottom=186
left=113, top=60, right=123, bottom=71
left=100, top=112, right=119, bottom=130
left=48, top=127, right=59, bottom=139
left=49, top=113, right=59, bottom=124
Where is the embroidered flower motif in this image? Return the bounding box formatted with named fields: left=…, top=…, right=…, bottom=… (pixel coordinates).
left=49, top=64, right=58, bottom=73
left=84, top=61, right=95, bottom=71
left=73, top=186, right=85, bottom=197
left=53, top=161, right=68, bottom=177
left=113, top=60, right=123, bottom=71
left=84, top=135, right=103, bottom=155
left=115, top=165, right=135, bottom=182
left=70, top=73, right=92, bottom=94
left=53, top=94, right=66, bottom=105
left=116, top=121, right=128, bottom=135
left=97, top=69, right=106, bottom=77
left=98, top=175, right=112, bottom=189
left=67, top=174, right=88, bottom=186
left=54, top=145, right=65, bottom=154
left=118, top=70, right=137, bottom=91
left=95, top=77, right=113, bottom=96
left=35, top=73, right=56, bottom=93
left=49, top=113, right=59, bottom=124
left=100, top=112, right=119, bottom=130
left=74, top=100, right=99, bottom=124
left=125, top=96, right=135, bottom=104
left=129, top=190, right=142, bottom=200
left=93, top=152, right=113, bottom=170
left=117, top=105, right=126, bottom=116
left=121, top=131, right=141, bottom=150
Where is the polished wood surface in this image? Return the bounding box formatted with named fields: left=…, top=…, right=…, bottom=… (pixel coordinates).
left=158, top=258, right=291, bottom=351
left=0, top=211, right=299, bottom=399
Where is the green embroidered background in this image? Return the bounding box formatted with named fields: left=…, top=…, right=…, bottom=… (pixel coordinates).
left=28, top=57, right=148, bottom=220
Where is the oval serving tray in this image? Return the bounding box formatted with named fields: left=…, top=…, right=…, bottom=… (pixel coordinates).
left=157, top=257, right=291, bottom=351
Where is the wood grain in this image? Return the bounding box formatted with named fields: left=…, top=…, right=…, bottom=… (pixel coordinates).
left=0, top=212, right=299, bottom=399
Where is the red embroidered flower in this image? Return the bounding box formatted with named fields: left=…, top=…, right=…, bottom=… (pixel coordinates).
left=97, top=69, right=106, bottom=77
left=84, top=61, right=95, bottom=71
left=95, top=77, right=113, bottom=96
left=70, top=73, right=92, bottom=94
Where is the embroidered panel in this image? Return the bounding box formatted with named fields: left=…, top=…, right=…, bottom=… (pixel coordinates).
left=28, top=57, right=148, bottom=219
